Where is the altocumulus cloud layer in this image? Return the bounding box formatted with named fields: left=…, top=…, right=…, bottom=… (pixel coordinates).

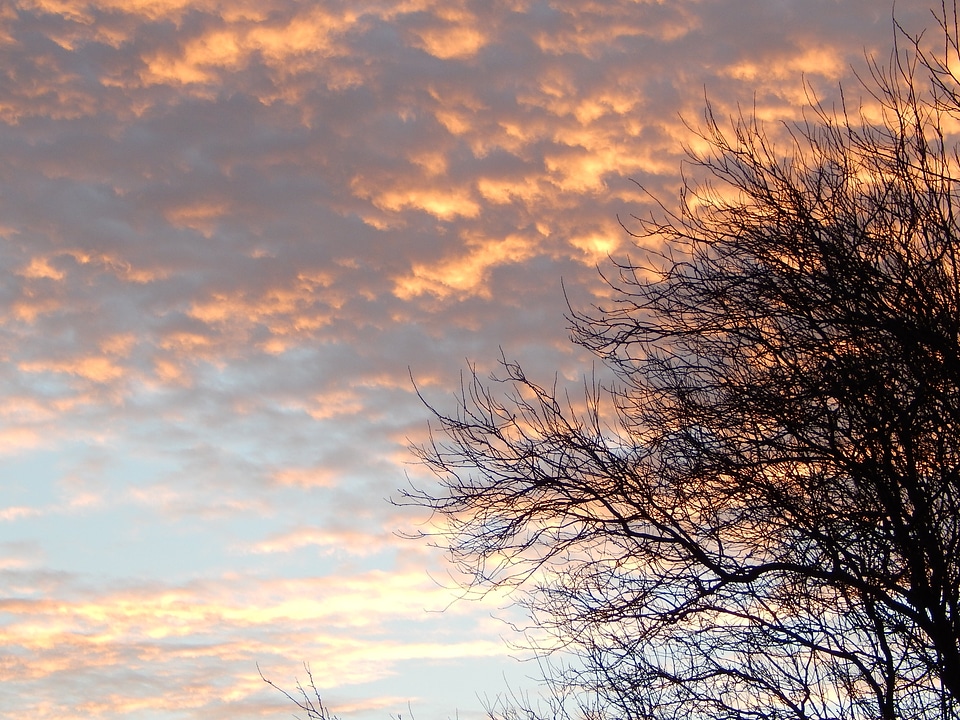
left=0, top=0, right=935, bottom=718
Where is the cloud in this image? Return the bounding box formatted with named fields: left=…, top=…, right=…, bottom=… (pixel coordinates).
left=0, top=0, right=942, bottom=718
left=395, top=232, right=540, bottom=299
left=0, top=567, right=515, bottom=718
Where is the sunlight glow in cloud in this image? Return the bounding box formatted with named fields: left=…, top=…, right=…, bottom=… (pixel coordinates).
left=0, top=0, right=935, bottom=718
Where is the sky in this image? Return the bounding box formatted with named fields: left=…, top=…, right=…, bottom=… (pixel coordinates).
left=0, top=1, right=939, bottom=718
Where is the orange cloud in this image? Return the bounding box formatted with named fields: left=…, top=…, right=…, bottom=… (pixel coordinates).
left=141, top=6, right=359, bottom=86
left=532, top=4, right=695, bottom=58
left=568, top=230, right=621, bottom=262
left=165, top=201, right=230, bottom=236
left=394, top=232, right=539, bottom=299
left=725, top=45, right=846, bottom=83
left=184, top=272, right=340, bottom=352
left=0, top=569, right=516, bottom=718
left=20, top=256, right=65, bottom=280
left=19, top=356, right=126, bottom=384
left=414, top=25, right=486, bottom=59
left=353, top=181, right=481, bottom=221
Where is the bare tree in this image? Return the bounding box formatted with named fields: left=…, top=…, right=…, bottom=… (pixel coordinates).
left=407, top=6, right=960, bottom=720
left=260, top=663, right=339, bottom=720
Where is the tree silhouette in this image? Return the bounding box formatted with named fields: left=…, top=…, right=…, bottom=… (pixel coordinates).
left=260, top=663, right=339, bottom=720
left=408, top=6, right=960, bottom=719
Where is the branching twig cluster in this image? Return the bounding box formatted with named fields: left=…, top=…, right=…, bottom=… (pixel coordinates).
left=405, top=5, right=960, bottom=720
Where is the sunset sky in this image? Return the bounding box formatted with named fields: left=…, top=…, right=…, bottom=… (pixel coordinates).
left=0, top=1, right=938, bottom=718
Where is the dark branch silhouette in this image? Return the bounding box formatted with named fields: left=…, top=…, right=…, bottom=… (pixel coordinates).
left=405, top=5, right=960, bottom=719
left=260, top=663, right=339, bottom=720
